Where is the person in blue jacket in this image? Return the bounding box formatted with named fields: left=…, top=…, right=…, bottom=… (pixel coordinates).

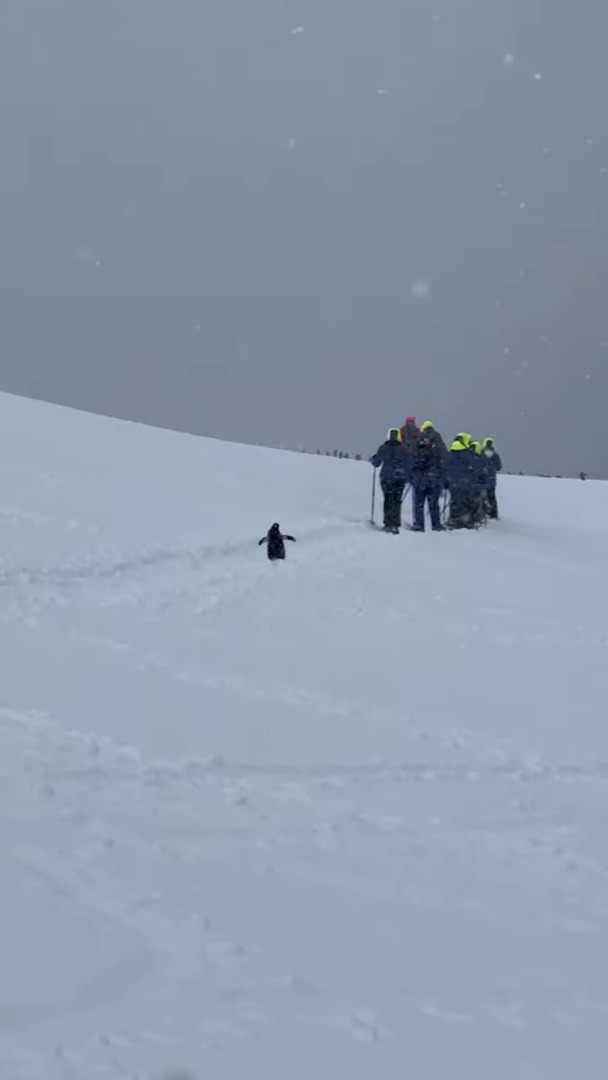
left=446, top=433, right=485, bottom=529
left=480, top=437, right=503, bottom=519
left=370, top=428, right=411, bottom=533
left=410, top=420, right=447, bottom=532
left=470, top=441, right=490, bottom=525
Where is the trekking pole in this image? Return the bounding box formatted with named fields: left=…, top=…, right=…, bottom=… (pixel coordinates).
left=370, top=468, right=377, bottom=525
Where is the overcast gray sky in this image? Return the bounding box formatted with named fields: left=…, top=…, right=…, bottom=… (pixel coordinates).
left=1, top=0, right=606, bottom=476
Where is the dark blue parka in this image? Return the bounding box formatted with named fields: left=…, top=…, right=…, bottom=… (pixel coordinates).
left=481, top=439, right=503, bottom=481
left=371, top=435, right=411, bottom=483
left=447, top=444, right=484, bottom=493
left=411, top=425, right=448, bottom=489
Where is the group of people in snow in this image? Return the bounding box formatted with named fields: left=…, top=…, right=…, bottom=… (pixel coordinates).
left=258, top=417, right=502, bottom=559
left=370, top=417, right=502, bottom=534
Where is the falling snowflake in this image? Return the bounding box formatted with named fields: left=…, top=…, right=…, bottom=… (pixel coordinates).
left=291, top=26, right=305, bottom=34
left=503, top=347, right=511, bottom=356
left=411, top=279, right=431, bottom=299
left=533, top=72, right=543, bottom=81
left=503, top=54, right=515, bottom=66
left=287, top=137, right=296, bottom=150
left=376, top=87, right=389, bottom=96
left=519, top=202, right=527, bottom=210
left=73, top=246, right=102, bottom=267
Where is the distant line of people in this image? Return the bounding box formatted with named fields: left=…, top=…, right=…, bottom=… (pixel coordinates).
left=370, top=417, right=502, bottom=534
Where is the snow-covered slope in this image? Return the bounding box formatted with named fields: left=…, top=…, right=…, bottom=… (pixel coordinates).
left=1, top=392, right=607, bottom=1080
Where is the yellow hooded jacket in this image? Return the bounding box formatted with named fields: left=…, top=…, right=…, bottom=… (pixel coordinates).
left=450, top=432, right=472, bottom=451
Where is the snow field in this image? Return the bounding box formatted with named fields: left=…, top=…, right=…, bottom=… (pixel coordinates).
left=1, top=393, right=608, bottom=1079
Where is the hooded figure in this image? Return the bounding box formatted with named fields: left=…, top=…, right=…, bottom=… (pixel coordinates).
left=400, top=415, right=420, bottom=449
left=445, top=433, right=485, bottom=529
left=259, top=523, right=296, bottom=560
left=481, top=437, right=502, bottom=519
left=410, top=420, right=448, bottom=531
left=469, top=441, right=490, bottom=525
left=370, top=427, right=411, bottom=532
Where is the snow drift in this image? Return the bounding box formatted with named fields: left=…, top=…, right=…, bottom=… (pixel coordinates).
left=1, top=391, right=607, bottom=1079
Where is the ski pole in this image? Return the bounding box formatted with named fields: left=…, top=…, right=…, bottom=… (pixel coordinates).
left=370, top=468, right=377, bottom=524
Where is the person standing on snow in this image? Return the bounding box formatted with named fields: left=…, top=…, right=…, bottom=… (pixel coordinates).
left=400, top=415, right=420, bottom=449
left=259, top=523, right=296, bottom=560
left=445, top=432, right=483, bottom=529
left=370, top=428, right=411, bottom=533
left=470, top=441, right=490, bottom=526
left=480, top=437, right=502, bottom=519
left=410, top=420, right=447, bottom=532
